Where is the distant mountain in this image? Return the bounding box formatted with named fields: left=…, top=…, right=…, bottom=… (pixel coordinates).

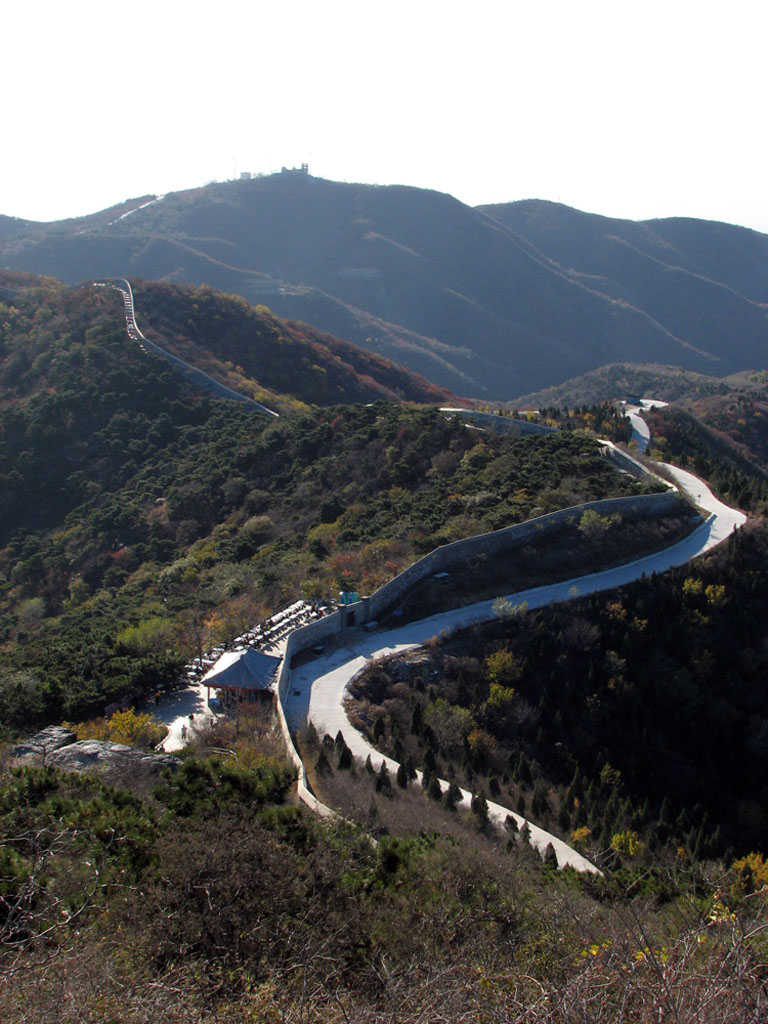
left=2, top=175, right=767, bottom=397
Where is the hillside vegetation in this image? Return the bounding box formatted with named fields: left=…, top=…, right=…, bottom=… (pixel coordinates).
left=351, top=521, right=768, bottom=863
left=0, top=274, right=661, bottom=731
left=2, top=175, right=768, bottom=396
left=3, top=270, right=768, bottom=1022
left=3, top=746, right=767, bottom=1022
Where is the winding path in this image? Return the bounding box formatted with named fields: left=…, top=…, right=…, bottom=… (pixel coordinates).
left=283, top=433, right=746, bottom=872
left=94, top=278, right=279, bottom=418
left=625, top=400, right=667, bottom=453
left=89, top=276, right=738, bottom=867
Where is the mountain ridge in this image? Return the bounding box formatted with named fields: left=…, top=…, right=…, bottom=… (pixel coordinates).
left=2, top=175, right=767, bottom=397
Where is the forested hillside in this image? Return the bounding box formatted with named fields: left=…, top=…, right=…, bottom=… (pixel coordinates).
left=4, top=736, right=768, bottom=1022
left=0, top=274, right=660, bottom=731
left=351, top=521, right=768, bottom=863
left=3, top=274, right=768, bottom=1023
left=3, top=175, right=767, bottom=396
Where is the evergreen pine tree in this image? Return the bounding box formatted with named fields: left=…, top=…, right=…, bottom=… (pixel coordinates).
left=531, top=779, right=550, bottom=819
left=337, top=744, right=353, bottom=770
left=471, top=791, right=489, bottom=828
left=516, top=753, right=532, bottom=787
left=444, top=780, right=463, bottom=811
left=557, top=803, right=571, bottom=833
left=315, top=747, right=332, bottom=776
left=410, top=702, right=423, bottom=735
left=375, top=760, right=392, bottom=796
left=427, top=773, right=442, bottom=801
left=543, top=843, right=558, bottom=868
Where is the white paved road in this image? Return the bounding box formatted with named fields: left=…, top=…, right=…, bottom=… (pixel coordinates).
left=625, top=400, right=667, bottom=453
left=284, top=462, right=745, bottom=872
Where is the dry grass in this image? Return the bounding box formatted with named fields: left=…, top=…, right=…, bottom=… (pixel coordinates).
left=297, top=727, right=542, bottom=867
left=193, top=701, right=288, bottom=763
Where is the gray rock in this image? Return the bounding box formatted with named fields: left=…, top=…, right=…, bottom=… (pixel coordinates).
left=11, top=728, right=179, bottom=782
left=11, top=725, right=77, bottom=759
left=48, top=740, right=180, bottom=777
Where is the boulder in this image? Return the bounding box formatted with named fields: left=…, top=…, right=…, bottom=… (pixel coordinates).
left=11, top=727, right=179, bottom=783
left=11, top=725, right=77, bottom=759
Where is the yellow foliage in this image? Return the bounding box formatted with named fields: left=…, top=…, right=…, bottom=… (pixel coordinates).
left=65, top=708, right=166, bottom=750
left=600, top=762, right=622, bottom=788
left=611, top=829, right=641, bottom=857
left=682, top=576, right=703, bottom=600
left=732, top=852, right=768, bottom=895
left=486, top=649, right=522, bottom=686
left=108, top=709, right=166, bottom=748
left=705, top=583, right=727, bottom=607
left=63, top=718, right=109, bottom=741
left=605, top=601, right=627, bottom=622
left=467, top=727, right=496, bottom=758
left=488, top=683, right=517, bottom=713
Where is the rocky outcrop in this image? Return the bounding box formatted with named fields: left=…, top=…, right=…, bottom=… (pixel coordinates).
left=11, top=728, right=179, bottom=781
left=48, top=740, right=180, bottom=775
left=11, top=725, right=77, bottom=758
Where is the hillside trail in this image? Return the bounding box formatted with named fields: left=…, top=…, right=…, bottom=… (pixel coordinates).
left=283, top=405, right=745, bottom=872
left=104, top=291, right=743, bottom=871
left=93, top=278, right=279, bottom=417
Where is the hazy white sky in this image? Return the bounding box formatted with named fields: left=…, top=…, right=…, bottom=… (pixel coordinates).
left=4, top=0, right=767, bottom=231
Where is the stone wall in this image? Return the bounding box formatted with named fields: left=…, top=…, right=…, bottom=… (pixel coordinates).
left=441, top=408, right=556, bottom=436
left=275, top=610, right=344, bottom=818
left=273, top=485, right=681, bottom=815
left=599, top=440, right=670, bottom=485
left=363, top=490, right=681, bottom=621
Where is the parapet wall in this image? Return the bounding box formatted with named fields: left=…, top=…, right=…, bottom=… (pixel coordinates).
left=599, top=441, right=669, bottom=484
left=363, top=489, right=681, bottom=621
left=275, top=608, right=344, bottom=816
left=274, top=484, right=681, bottom=816
left=441, top=408, right=556, bottom=436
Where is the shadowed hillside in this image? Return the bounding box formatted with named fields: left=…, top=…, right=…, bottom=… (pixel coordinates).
left=3, top=175, right=767, bottom=397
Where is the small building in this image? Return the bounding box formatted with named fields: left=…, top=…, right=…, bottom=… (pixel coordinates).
left=202, top=648, right=281, bottom=707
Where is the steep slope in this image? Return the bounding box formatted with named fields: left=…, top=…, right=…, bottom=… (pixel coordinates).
left=481, top=200, right=768, bottom=366
left=0, top=272, right=654, bottom=730
left=482, top=200, right=768, bottom=304
left=0, top=271, right=449, bottom=414
left=2, top=176, right=767, bottom=397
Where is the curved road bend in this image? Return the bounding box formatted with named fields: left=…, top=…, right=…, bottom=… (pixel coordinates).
left=284, top=464, right=745, bottom=873
left=625, top=400, right=667, bottom=454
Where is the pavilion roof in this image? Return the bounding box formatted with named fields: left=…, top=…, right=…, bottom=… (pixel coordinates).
left=202, top=648, right=281, bottom=691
